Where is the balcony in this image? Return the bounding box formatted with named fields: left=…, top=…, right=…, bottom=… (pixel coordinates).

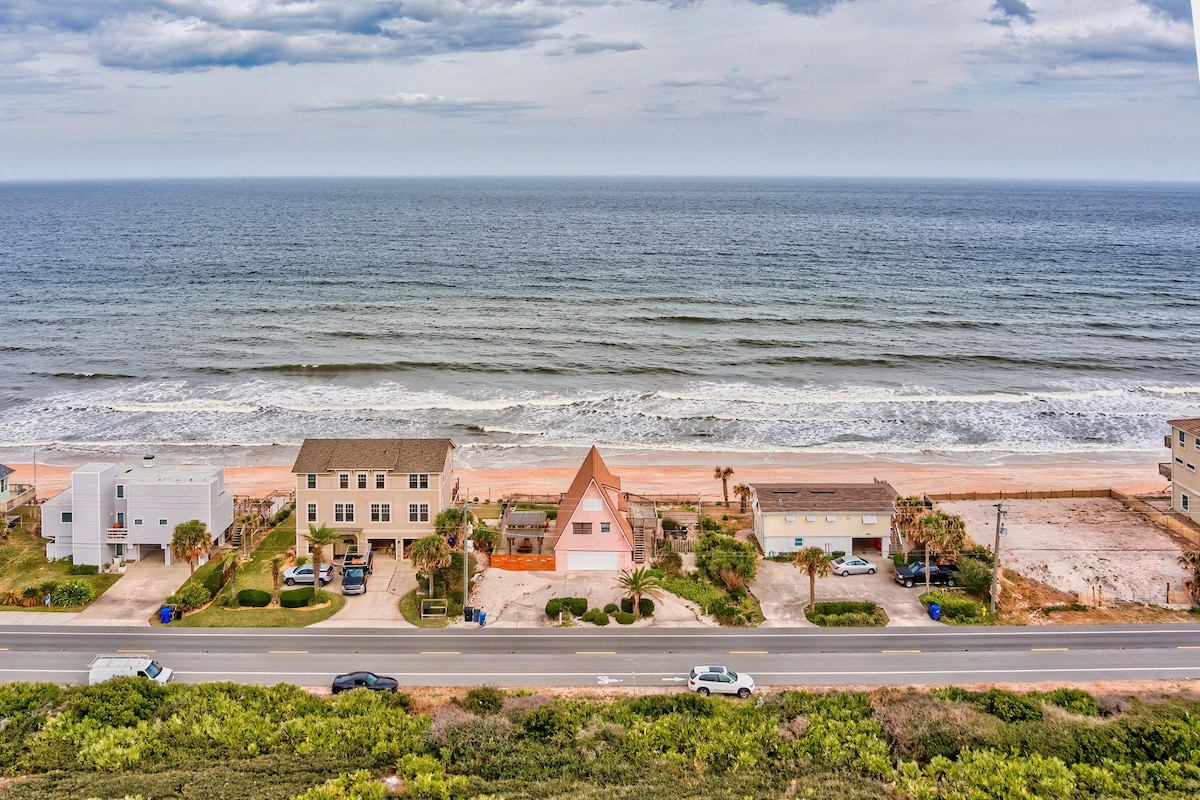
left=3, top=484, right=36, bottom=512
left=1166, top=435, right=1174, bottom=449
left=1160, top=463, right=1173, bottom=480
left=106, top=526, right=128, bottom=543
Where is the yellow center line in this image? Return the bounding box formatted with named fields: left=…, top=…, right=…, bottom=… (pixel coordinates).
left=117, top=649, right=154, bottom=653
left=729, top=650, right=768, bottom=655
left=576, top=651, right=616, bottom=655
left=269, top=650, right=308, bottom=654
left=882, top=649, right=921, bottom=654
left=420, top=651, right=461, bottom=655
left=1031, top=648, right=1069, bottom=652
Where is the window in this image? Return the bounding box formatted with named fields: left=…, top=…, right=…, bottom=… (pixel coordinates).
left=793, top=537, right=804, bottom=548
left=307, top=503, right=317, bottom=523
left=1195, top=436, right=1199, bottom=451
left=357, top=473, right=367, bottom=489
left=862, top=514, right=878, bottom=524
left=784, top=515, right=796, bottom=522
left=1177, top=457, right=1184, bottom=465
left=159, top=519, right=168, bottom=526
left=375, top=473, right=386, bottom=489
left=115, top=484, right=124, bottom=499
left=339, top=473, right=349, bottom=489
left=1181, top=430, right=1187, bottom=447
left=573, top=522, right=593, bottom=535
left=371, top=503, right=391, bottom=523
left=409, top=473, right=429, bottom=489
left=133, top=518, right=143, bottom=526
left=582, top=498, right=602, bottom=512
left=806, top=514, right=817, bottom=522
left=61, top=511, right=73, bottom=523
left=1184, top=494, right=1191, bottom=512
left=826, top=514, right=838, bottom=522
left=409, top=503, right=429, bottom=522
left=600, top=522, right=611, bottom=533
left=334, top=503, right=355, bottom=523
left=307, top=473, right=317, bottom=489
left=1189, top=464, right=1197, bottom=473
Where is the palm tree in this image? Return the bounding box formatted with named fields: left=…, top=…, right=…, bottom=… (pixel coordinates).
left=714, top=466, right=734, bottom=506
left=793, top=547, right=833, bottom=614
left=618, top=567, right=664, bottom=619
left=1179, top=551, right=1200, bottom=605
left=236, top=513, right=261, bottom=558
left=733, top=484, right=752, bottom=514
left=303, top=524, right=341, bottom=604
left=914, top=510, right=968, bottom=592
left=411, top=535, right=453, bottom=596
left=224, top=552, right=247, bottom=607
left=270, top=555, right=286, bottom=607
left=170, top=519, right=211, bottom=575
left=894, top=496, right=926, bottom=557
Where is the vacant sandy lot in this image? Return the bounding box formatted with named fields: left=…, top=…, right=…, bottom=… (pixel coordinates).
left=942, top=498, right=1191, bottom=605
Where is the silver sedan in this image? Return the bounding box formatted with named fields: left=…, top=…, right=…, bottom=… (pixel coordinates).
left=831, top=555, right=877, bottom=576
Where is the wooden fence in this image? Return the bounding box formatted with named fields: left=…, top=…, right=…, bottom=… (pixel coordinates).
left=490, top=553, right=557, bottom=571
left=1111, top=490, right=1200, bottom=547
left=925, top=488, right=1114, bottom=502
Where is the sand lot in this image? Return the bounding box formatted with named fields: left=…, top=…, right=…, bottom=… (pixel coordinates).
left=942, top=498, right=1192, bottom=605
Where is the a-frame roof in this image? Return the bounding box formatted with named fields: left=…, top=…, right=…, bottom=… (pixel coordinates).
left=558, top=446, right=633, bottom=547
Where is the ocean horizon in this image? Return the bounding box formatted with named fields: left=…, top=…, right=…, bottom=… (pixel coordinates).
left=2, top=176, right=1198, bottom=469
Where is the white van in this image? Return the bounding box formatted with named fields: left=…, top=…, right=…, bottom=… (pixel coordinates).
left=88, top=654, right=174, bottom=686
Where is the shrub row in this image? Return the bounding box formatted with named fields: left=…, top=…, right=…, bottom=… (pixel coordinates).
left=544, top=597, right=588, bottom=618
left=619, top=597, right=654, bottom=616
left=806, top=601, right=888, bottom=628
left=237, top=589, right=271, bottom=608
left=920, top=589, right=993, bottom=623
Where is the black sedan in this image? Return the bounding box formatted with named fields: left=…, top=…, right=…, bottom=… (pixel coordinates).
left=331, top=671, right=399, bottom=694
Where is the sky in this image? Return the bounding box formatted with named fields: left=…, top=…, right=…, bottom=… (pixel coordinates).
left=0, top=0, right=1197, bottom=180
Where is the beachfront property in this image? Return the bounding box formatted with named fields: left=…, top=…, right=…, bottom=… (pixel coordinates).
left=0, top=464, right=11, bottom=509
left=1, top=463, right=36, bottom=513
left=553, top=446, right=656, bottom=571
left=40, top=457, right=234, bottom=567
left=750, top=481, right=898, bottom=559
left=1164, top=419, right=1200, bottom=526
left=291, top=438, right=457, bottom=561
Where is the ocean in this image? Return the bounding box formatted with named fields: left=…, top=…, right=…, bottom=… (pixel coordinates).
left=1, top=177, right=1198, bottom=468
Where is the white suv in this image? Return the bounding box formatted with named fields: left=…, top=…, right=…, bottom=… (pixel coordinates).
left=687, top=665, right=755, bottom=698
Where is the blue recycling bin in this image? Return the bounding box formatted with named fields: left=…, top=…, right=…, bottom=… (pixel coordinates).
left=159, top=605, right=173, bottom=624
left=928, top=603, right=941, bottom=621
left=477, top=610, right=486, bottom=626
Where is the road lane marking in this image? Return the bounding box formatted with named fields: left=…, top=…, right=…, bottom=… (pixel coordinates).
left=268, top=650, right=307, bottom=654
left=420, top=651, right=461, bottom=655
left=117, top=649, right=154, bottom=653
left=882, top=650, right=921, bottom=654
left=577, top=651, right=616, bottom=655
left=729, top=650, right=767, bottom=655
left=1031, top=648, right=1069, bottom=652
left=0, top=648, right=7, bottom=651
left=1178, top=646, right=1200, bottom=650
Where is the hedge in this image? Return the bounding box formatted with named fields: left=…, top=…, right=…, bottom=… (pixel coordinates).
left=620, top=597, right=655, bottom=617
left=68, top=563, right=99, bottom=576
left=545, top=597, right=588, bottom=619
left=581, top=609, right=611, bottom=626
left=237, top=589, right=271, bottom=608
left=280, top=587, right=314, bottom=608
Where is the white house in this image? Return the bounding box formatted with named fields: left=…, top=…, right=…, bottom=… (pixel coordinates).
left=751, top=481, right=898, bottom=558
left=41, top=456, right=233, bottom=567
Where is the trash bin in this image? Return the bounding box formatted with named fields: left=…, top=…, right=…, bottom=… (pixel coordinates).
left=928, top=603, right=941, bottom=621
left=477, top=610, right=486, bottom=626
left=159, top=605, right=173, bottom=624
left=171, top=605, right=183, bottom=621
left=463, top=606, right=475, bottom=622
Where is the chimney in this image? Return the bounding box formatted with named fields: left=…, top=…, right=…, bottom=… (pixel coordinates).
left=142, top=455, right=155, bottom=469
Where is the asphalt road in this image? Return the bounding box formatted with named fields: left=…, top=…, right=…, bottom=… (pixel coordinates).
left=2, top=624, right=1199, bottom=689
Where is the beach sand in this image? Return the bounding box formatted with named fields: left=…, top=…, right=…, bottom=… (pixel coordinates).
left=6, top=452, right=1169, bottom=502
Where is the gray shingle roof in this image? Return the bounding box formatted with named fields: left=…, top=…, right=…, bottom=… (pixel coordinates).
left=0, top=464, right=13, bottom=480
left=751, top=482, right=898, bottom=514
left=291, top=439, right=454, bottom=474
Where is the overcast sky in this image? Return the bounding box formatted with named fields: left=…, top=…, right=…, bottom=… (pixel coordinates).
left=1, top=0, right=1197, bottom=180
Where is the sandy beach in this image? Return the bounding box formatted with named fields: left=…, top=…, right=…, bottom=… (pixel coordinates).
left=6, top=451, right=1169, bottom=502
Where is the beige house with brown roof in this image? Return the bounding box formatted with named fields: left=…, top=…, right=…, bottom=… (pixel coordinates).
left=751, top=480, right=898, bottom=558
left=1165, top=419, right=1200, bottom=525
left=292, top=438, right=456, bottom=561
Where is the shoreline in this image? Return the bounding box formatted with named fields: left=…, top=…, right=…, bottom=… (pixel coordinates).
left=5, top=448, right=1169, bottom=502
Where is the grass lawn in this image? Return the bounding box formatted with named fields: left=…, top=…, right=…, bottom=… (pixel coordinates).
left=0, top=507, right=121, bottom=609
left=168, top=514, right=345, bottom=627
left=398, top=588, right=450, bottom=628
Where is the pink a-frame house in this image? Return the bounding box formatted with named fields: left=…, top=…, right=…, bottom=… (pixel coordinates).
left=553, top=446, right=635, bottom=572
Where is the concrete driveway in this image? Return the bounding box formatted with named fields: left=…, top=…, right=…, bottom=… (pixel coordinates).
left=751, top=557, right=941, bottom=627
left=73, top=549, right=191, bottom=626
left=309, top=556, right=417, bottom=628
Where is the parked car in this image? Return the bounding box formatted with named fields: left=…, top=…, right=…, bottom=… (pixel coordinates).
left=831, top=555, right=877, bottom=576
left=331, top=671, right=399, bottom=694
left=283, top=563, right=335, bottom=586
left=893, top=560, right=957, bottom=588
left=687, top=665, right=755, bottom=698
left=341, top=566, right=367, bottom=595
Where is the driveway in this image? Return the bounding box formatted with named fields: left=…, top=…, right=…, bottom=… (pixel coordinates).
left=73, top=549, right=191, bottom=626
left=751, top=558, right=941, bottom=627
left=309, top=556, right=417, bottom=628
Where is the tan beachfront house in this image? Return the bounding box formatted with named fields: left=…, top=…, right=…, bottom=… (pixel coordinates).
left=1164, top=419, right=1200, bottom=526
left=292, top=438, right=457, bottom=562
left=750, top=480, right=898, bottom=559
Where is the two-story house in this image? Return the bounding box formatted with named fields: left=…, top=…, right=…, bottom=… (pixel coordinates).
left=40, top=456, right=233, bottom=567
left=554, top=446, right=649, bottom=572
left=1165, top=419, right=1200, bottom=525
left=751, top=480, right=898, bottom=558
left=292, top=438, right=456, bottom=561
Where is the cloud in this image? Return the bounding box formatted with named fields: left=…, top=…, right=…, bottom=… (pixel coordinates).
left=545, top=35, right=644, bottom=57
left=1137, top=0, right=1193, bottom=23
left=743, top=0, right=853, bottom=15
left=989, top=0, right=1035, bottom=27
left=298, top=92, right=541, bottom=116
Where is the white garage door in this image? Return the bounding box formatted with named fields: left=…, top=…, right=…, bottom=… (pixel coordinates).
left=566, top=551, right=621, bottom=571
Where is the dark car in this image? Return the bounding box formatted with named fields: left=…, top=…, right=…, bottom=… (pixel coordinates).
left=894, top=561, right=957, bottom=588
left=331, top=671, right=399, bottom=694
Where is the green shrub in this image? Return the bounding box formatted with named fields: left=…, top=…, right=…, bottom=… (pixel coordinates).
left=201, top=556, right=226, bottom=597
left=694, top=532, right=757, bottom=582
left=68, top=563, right=99, bottom=576
left=976, top=688, right=1043, bottom=722
left=1042, top=603, right=1089, bottom=615
left=64, top=677, right=168, bottom=728
left=959, top=545, right=994, bottom=566
left=51, top=580, right=94, bottom=607
left=545, top=598, right=563, bottom=618
left=280, top=587, right=314, bottom=608
left=619, top=597, right=655, bottom=616
left=167, top=583, right=211, bottom=611
left=830, top=550, right=846, bottom=559
left=37, top=580, right=61, bottom=597
left=461, top=686, right=505, bottom=715
left=1031, top=688, right=1102, bottom=717
left=955, top=557, right=993, bottom=599
left=603, top=602, right=619, bottom=615
left=270, top=506, right=293, bottom=526
left=921, top=589, right=993, bottom=624
left=806, top=602, right=888, bottom=627
left=590, top=610, right=609, bottom=626
left=654, top=551, right=684, bottom=577
left=699, top=516, right=721, bottom=532
left=661, top=517, right=681, bottom=531
left=614, top=611, right=636, bottom=625
left=545, top=597, right=587, bottom=619
left=237, top=589, right=271, bottom=608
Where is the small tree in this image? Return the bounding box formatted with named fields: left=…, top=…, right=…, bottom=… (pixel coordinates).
left=618, top=567, right=664, bottom=619
left=895, top=496, right=926, bottom=557
left=914, top=509, right=968, bottom=592
left=733, top=484, right=752, bottom=514
left=170, top=519, right=211, bottom=576
left=714, top=466, right=734, bottom=506
left=411, top=535, right=452, bottom=596
left=0, top=514, right=10, bottom=542
left=303, top=524, right=341, bottom=605
left=1180, top=551, right=1200, bottom=605
left=435, top=507, right=466, bottom=537
left=270, top=554, right=286, bottom=607
left=793, top=547, right=832, bottom=613
left=223, top=552, right=247, bottom=607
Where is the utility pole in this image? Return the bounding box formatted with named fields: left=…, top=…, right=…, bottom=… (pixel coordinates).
left=461, top=502, right=473, bottom=615
left=989, top=502, right=1006, bottom=614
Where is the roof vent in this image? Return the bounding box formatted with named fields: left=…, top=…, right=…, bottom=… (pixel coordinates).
left=142, top=455, right=155, bottom=469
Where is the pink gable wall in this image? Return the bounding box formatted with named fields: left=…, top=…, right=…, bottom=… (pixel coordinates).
left=554, top=479, right=633, bottom=571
